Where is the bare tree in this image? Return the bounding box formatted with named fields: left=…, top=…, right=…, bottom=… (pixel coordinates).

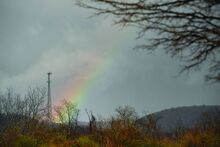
left=0, top=93, right=3, bottom=115
left=0, top=87, right=47, bottom=136
left=144, top=114, right=160, bottom=137
left=105, top=106, right=140, bottom=145
left=115, top=105, right=138, bottom=127
left=54, top=105, right=66, bottom=124
left=0, top=88, right=22, bottom=116
left=24, top=87, right=47, bottom=120
left=2, top=88, right=14, bottom=115
left=77, top=0, right=220, bottom=82
left=54, top=99, right=80, bottom=137
left=85, top=109, right=96, bottom=133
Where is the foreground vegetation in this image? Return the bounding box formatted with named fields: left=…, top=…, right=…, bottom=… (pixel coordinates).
left=0, top=88, right=219, bottom=147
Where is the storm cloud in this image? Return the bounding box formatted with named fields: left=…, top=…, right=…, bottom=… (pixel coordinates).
left=0, top=0, right=219, bottom=121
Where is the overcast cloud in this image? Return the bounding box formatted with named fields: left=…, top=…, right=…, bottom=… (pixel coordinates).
left=0, top=0, right=219, bottom=121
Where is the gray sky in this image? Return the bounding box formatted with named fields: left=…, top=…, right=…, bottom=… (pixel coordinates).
left=0, top=0, right=219, bottom=121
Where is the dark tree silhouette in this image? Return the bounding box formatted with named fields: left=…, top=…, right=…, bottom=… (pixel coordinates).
left=0, top=87, right=47, bottom=134
left=77, top=0, right=220, bottom=82
left=85, top=109, right=96, bottom=133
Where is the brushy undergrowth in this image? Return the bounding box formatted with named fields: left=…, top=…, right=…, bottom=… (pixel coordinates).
left=72, top=136, right=99, bottom=147
left=0, top=124, right=219, bottom=147
left=0, top=106, right=219, bottom=147
left=14, top=135, right=39, bottom=147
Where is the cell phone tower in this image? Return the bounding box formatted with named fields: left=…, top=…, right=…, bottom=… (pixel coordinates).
left=47, top=72, right=52, bottom=120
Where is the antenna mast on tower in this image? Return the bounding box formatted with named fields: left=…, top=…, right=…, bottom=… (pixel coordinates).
left=47, top=72, right=52, bottom=120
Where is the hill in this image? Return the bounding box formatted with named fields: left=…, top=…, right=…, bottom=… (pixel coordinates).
left=138, top=105, right=220, bottom=133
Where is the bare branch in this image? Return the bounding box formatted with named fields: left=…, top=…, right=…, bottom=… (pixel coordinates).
left=77, top=0, right=220, bottom=82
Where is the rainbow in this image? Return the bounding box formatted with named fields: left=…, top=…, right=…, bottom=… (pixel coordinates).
left=55, top=50, right=115, bottom=109
left=54, top=27, right=134, bottom=117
